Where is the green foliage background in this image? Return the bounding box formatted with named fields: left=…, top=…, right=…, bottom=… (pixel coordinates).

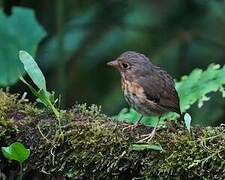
left=0, top=0, right=225, bottom=126
left=0, top=7, right=46, bottom=86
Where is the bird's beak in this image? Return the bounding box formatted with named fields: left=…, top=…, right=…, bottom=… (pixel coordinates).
left=107, top=60, right=119, bottom=68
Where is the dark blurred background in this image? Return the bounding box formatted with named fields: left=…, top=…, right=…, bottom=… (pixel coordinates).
left=0, top=0, right=225, bottom=126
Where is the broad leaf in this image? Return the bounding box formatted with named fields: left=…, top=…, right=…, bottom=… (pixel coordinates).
left=19, top=51, right=56, bottom=104
left=19, top=52, right=60, bottom=119
left=0, top=7, right=46, bottom=86
left=1, top=142, right=30, bottom=163
left=117, top=108, right=160, bottom=126
left=19, top=51, right=47, bottom=92
left=177, top=64, right=225, bottom=113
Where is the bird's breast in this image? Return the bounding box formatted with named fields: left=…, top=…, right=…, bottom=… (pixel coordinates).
left=121, top=77, right=167, bottom=116
left=122, top=78, right=153, bottom=115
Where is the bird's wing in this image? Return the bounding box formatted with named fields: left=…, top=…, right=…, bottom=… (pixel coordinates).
left=138, top=68, right=181, bottom=115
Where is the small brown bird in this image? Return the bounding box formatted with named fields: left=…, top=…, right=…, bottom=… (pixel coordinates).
left=107, top=51, right=181, bottom=141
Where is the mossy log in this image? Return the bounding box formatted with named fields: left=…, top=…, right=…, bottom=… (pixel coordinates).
left=0, top=91, right=225, bottom=179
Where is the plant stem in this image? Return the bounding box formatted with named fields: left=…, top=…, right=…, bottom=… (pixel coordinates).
left=49, top=101, right=62, bottom=132
left=19, top=162, right=23, bottom=180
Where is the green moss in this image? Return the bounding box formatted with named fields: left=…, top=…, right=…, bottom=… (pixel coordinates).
left=0, top=90, right=42, bottom=142
left=141, top=126, right=225, bottom=179
left=0, top=91, right=225, bottom=179
left=0, top=91, right=18, bottom=140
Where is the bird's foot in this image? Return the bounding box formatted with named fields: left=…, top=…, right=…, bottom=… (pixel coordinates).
left=137, top=128, right=157, bottom=143
left=122, top=123, right=141, bottom=131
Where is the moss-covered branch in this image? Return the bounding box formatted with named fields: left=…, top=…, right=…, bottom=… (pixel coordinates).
left=0, top=91, right=225, bottom=179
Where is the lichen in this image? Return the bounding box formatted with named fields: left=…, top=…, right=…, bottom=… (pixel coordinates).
left=0, top=91, right=225, bottom=179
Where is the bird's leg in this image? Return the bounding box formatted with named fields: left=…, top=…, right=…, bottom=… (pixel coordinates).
left=122, top=115, right=143, bottom=131
left=138, top=116, right=161, bottom=142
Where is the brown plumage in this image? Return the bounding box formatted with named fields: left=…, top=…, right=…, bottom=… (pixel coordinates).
left=107, top=51, right=181, bottom=141
left=107, top=51, right=181, bottom=116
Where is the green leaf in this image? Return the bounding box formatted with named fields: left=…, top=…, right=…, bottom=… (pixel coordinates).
left=37, top=89, right=50, bottom=106
left=1, top=142, right=30, bottom=163
left=176, top=64, right=225, bottom=113
left=219, top=87, right=225, bottom=98
left=0, top=7, right=46, bottom=86
left=19, top=51, right=47, bottom=92
left=20, top=77, right=60, bottom=119
left=132, top=143, right=163, bottom=151
left=19, top=51, right=57, bottom=105
left=184, top=113, right=192, bottom=133
left=117, top=108, right=161, bottom=127
left=117, top=108, right=141, bottom=123
left=37, top=89, right=60, bottom=118
left=198, top=95, right=210, bottom=108
left=20, top=76, right=39, bottom=97
left=20, top=76, right=52, bottom=107
left=49, top=91, right=58, bottom=105
left=19, top=52, right=60, bottom=119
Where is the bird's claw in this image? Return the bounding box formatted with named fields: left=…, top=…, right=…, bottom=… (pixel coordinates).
left=122, top=123, right=141, bottom=131
left=137, top=128, right=157, bottom=143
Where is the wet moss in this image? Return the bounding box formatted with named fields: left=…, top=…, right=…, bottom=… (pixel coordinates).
left=0, top=92, right=20, bottom=140
left=0, top=91, right=225, bottom=179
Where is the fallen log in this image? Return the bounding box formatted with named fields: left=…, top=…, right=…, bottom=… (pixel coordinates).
left=0, top=91, right=225, bottom=179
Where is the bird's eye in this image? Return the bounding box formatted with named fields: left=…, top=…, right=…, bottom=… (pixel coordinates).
left=121, top=63, right=129, bottom=69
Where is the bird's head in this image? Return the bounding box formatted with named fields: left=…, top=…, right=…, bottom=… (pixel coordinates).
left=107, top=51, right=152, bottom=78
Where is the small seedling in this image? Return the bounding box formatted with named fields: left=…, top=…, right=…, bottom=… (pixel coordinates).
left=1, top=142, right=30, bottom=180
left=18, top=51, right=60, bottom=122
left=184, top=113, right=192, bottom=133
left=184, top=112, right=194, bottom=140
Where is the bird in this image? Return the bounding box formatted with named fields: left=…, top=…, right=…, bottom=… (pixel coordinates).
left=107, top=51, right=181, bottom=141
